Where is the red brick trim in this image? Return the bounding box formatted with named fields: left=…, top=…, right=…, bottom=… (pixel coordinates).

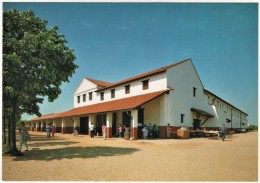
left=106, top=127, right=112, bottom=138
left=131, top=127, right=138, bottom=139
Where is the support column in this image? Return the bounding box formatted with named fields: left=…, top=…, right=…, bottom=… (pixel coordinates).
left=41, top=122, right=44, bottom=132
left=53, top=120, right=56, bottom=127
left=106, top=112, right=112, bottom=138
left=131, top=110, right=138, bottom=140
left=62, top=118, right=65, bottom=134
left=36, top=122, right=38, bottom=132
left=73, top=117, right=76, bottom=134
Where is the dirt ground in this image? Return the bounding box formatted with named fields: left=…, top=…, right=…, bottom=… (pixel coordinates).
left=2, top=131, right=258, bottom=181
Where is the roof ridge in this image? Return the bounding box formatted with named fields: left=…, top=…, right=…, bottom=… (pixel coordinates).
left=96, top=58, right=190, bottom=91
left=85, top=77, right=114, bottom=87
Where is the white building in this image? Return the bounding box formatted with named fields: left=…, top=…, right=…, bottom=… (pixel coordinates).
left=27, top=58, right=248, bottom=139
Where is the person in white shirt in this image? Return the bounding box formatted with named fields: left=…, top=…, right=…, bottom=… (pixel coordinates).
left=142, top=125, right=148, bottom=139
left=90, top=123, right=94, bottom=138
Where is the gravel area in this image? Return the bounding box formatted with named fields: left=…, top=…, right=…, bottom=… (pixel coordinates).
left=2, top=131, right=258, bottom=181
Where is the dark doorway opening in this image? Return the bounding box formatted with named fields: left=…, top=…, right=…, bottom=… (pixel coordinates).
left=138, top=109, right=144, bottom=138
left=80, top=117, right=89, bottom=134
left=123, top=111, right=131, bottom=128
left=193, top=119, right=201, bottom=130
left=96, top=113, right=106, bottom=125
left=112, top=113, right=117, bottom=136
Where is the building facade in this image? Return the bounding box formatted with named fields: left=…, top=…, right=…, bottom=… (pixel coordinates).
left=26, top=58, right=248, bottom=139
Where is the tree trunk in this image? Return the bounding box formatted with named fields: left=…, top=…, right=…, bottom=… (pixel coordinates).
left=10, top=98, right=18, bottom=155
left=3, top=114, right=6, bottom=144
left=8, top=115, right=11, bottom=146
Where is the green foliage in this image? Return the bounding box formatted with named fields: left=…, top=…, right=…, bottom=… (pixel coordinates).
left=3, top=9, right=78, bottom=117
left=247, top=124, right=258, bottom=131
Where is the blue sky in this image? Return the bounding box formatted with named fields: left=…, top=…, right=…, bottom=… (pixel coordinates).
left=3, top=3, right=258, bottom=125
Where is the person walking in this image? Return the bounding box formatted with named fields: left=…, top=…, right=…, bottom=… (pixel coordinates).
left=118, top=124, right=122, bottom=138
left=18, top=122, right=30, bottom=152
left=219, top=123, right=227, bottom=141
left=90, top=122, right=95, bottom=138
left=51, top=124, right=56, bottom=137
left=102, top=123, right=107, bottom=139
left=46, top=123, right=51, bottom=138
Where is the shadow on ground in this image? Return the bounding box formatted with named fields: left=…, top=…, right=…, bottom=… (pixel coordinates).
left=29, top=141, right=79, bottom=147
left=16, top=134, right=66, bottom=142
left=12, top=146, right=140, bottom=161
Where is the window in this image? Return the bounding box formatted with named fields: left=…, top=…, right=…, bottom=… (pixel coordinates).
left=125, top=85, right=130, bottom=94
left=142, top=80, right=149, bottom=90
left=100, top=92, right=104, bottom=101
left=83, top=94, right=86, bottom=102
left=111, top=89, right=115, bottom=98
left=193, top=87, right=196, bottom=97
left=181, top=114, right=185, bottom=123
left=77, top=96, right=80, bottom=103
left=89, top=92, right=92, bottom=101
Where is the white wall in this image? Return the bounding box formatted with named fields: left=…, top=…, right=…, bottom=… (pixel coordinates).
left=74, top=78, right=98, bottom=108
left=165, top=60, right=248, bottom=129
left=74, top=73, right=167, bottom=108
left=203, top=93, right=248, bottom=129
left=165, top=60, right=207, bottom=127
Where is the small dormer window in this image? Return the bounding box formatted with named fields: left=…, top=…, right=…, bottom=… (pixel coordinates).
left=111, top=89, right=115, bottom=98
left=89, top=92, right=92, bottom=101
left=83, top=94, right=86, bottom=102
left=77, top=96, right=80, bottom=103
left=142, top=80, right=149, bottom=90
left=100, top=92, right=104, bottom=101
left=125, top=85, right=130, bottom=94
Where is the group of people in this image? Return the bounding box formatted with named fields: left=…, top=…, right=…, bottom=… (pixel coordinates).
left=89, top=122, right=107, bottom=139
left=45, top=123, right=56, bottom=138
left=141, top=124, right=160, bottom=139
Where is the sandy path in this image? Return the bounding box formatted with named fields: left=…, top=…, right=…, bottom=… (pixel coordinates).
left=2, top=131, right=258, bottom=181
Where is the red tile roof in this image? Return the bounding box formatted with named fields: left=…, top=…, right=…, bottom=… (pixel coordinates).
left=29, top=112, right=64, bottom=121
left=85, top=78, right=114, bottom=87
left=58, top=89, right=169, bottom=118
left=96, top=58, right=190, bottom=92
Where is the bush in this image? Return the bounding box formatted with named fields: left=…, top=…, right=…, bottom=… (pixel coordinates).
left=247, top=125, right=258, bottom=131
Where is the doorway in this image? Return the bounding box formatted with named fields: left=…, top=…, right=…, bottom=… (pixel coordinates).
left=80, top=117, right=89, bottom=134
left=112, top=113, right=117, bottom=136
left=122, top=111, right=131, bottom=128
left=138, top=109, right=144, bottom=138
left=193, top=119, right=201, bottom=130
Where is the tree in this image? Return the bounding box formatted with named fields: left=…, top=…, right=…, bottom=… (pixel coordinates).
left=3, top=9, right=78, bottom=155
left=247, top=124, right=258, bottom=131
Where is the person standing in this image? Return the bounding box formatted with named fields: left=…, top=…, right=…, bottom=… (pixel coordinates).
left=153, top=124, right=159, bottom=138
left=118, top=124, right=122, bottom=138
left=46, top=123, right=51, bottom=138
left=219, top=123, right=227, bottom=141
left=142, top=125, right=148, bottom=139
left=148, top=123, right=153, bottom=138
left=166, top=124, right=171, bottom=139
left=51, top=124, right=56, bottom=137
left=102, top=123, right=107, bottom=139
left=18, top=122, right=30, bottom=152
left=90, top=122, right=95, bottom=138
left=95, top=122, right=100, bottom=137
